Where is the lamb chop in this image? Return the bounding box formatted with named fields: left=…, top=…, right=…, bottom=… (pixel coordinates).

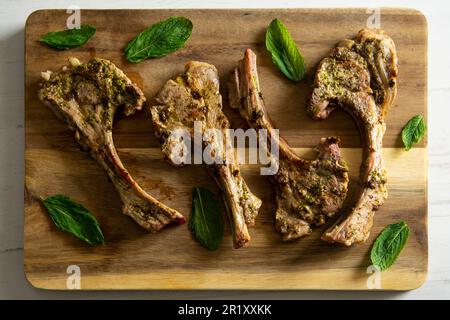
left=151, top=61, right=262, bottom=248
left=38, top=57, right=186, bottom=232
left=228, top=49, right=349, bottom=241
left=308, top=29, right=398, bottom=246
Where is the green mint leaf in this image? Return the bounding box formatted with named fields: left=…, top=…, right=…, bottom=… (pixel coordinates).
left=265, top=18, right=305, bottom=82
left=402, top=114, right=427, bottom=150
left=40, top=25, right=96, bottom=50
left=189, top=187, right=223, bottom=250
left=124, top=16, right=193, bottom=63
left=41, top=194, right=104, bottom=246
left=370, top=221, right=410, bottom=271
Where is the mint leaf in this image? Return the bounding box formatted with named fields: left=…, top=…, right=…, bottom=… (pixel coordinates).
left=40, top=25, right=96, bottom=50
left=265, top=18, right=305, bottom=82
left=189, top=187, right=223, bottom=250
left=402, top=114, right=427, bottom=150
left=41, top=195, right=104, bottom=246
left=124, top=16, right=193, bottom=63
left=370, top=221, right=410, bottom=270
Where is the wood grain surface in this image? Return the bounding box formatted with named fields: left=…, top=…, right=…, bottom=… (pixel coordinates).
left=24, top=8, right=428, bottom=290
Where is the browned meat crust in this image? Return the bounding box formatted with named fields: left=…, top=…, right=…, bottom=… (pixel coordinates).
left=308, top=29, right=398, bottom=245
left=151, top=61, right=262, bottom=248
left=229, top=49, right=349, bottom=241
left=38, top=58, right=186, bottom=232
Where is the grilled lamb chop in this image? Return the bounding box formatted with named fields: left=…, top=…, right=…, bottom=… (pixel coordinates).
left=38, top=57, right=186, bottom=232
left=229, top=49, right=349, bottom=241
left=151, top=61, right=262, bottom=248
left=308, top=29, right=398, bottom=246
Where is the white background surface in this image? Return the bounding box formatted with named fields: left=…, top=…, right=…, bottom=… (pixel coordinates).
left=0, top=0, right=448, bottom=300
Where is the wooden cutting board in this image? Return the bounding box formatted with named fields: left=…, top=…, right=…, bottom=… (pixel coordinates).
left=24, top=8, right=428, bottom=290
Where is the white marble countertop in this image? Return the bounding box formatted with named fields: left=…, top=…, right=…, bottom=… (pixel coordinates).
left=1, top=0, right=448, bottom=299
